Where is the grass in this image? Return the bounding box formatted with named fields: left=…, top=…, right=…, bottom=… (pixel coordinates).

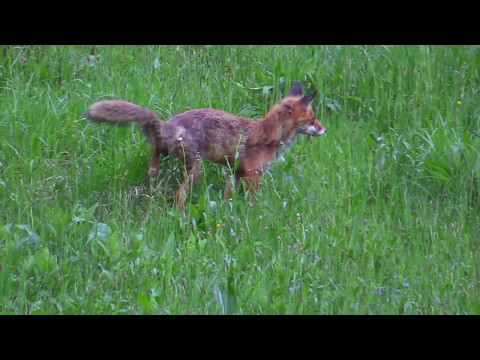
left=0, top=45, right=479, bottom=314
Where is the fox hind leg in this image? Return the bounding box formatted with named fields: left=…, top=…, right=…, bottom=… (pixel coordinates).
left=177, top=157, right=203, bottom=211
left=224, top=172, right=244, bottom=200
left=244, top=171, right=261, bottom=195
left=148, top=146, right=162, bottom=178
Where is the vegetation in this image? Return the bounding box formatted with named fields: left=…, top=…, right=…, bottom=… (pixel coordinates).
left=0, top=45, right=479, bottom=314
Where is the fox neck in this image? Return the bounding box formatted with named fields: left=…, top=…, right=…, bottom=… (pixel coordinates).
left=279, top=128, right=298, bottom=149
left=260, top=106, right=297, bottom=154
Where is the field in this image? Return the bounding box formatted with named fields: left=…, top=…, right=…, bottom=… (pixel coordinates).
left=0, top=45, right=479, bottom=314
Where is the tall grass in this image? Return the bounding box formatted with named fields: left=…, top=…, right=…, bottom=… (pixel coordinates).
left=0, top=45, right=479, bottom=314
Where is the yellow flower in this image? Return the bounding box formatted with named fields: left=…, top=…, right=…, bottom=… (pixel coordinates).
left=456, top=100, right=462, bottom=106
left=216, top=223, right=221, bottom=228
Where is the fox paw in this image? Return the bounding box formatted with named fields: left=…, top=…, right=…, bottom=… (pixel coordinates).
left=148, top=168, right=158, bottom=178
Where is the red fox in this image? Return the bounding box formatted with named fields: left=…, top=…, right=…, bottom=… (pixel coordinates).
left=86, top=82, right=326, bottom=210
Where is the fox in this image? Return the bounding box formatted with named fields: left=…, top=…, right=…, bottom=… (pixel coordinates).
left=86, top=81, right=326, bottom=210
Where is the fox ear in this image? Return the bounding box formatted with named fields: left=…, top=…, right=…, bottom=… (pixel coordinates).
left=297, top=91, right=317, bottom=107
left=288, top=82, right=303, bottom=97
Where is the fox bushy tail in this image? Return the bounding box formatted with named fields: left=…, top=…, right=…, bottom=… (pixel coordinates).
left=86, top=100, right=163, bottom=141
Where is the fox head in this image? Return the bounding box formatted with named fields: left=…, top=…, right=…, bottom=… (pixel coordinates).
left=287, top=81, right=326, bottom=137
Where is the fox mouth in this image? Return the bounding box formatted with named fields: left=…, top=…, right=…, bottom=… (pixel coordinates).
left=304, top=125, right=327, bottom=136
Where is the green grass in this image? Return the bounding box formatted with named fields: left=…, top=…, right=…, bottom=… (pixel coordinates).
left=0, top=45, right=479, bottom=314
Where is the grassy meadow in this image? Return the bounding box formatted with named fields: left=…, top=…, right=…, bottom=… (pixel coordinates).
left=0, top=45, right=479, bottom=314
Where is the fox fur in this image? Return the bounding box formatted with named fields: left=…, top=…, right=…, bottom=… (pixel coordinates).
left=86, top=82, right=326, bottom=210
